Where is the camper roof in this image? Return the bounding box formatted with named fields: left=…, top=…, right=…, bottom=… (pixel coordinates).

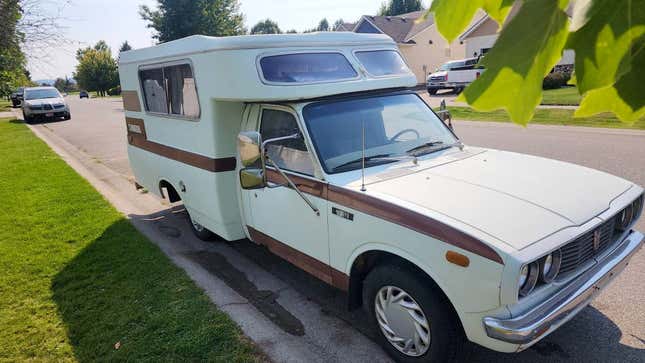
left=119, top=33, right=396, bottom=64
left=118, top=32, right=417, bottom=102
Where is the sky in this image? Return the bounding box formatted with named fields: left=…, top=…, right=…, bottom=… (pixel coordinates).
left=28, top=0, right=429, bottom=81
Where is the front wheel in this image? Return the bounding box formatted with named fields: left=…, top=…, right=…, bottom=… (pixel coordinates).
left=427, top=88, right=438, bottom=95
left=363, top=264, right=464, bottom=362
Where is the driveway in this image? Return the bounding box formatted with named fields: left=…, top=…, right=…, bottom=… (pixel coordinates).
left=22, top=96, right=645, bottom=362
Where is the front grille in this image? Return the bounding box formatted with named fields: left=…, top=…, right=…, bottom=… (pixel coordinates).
left=43, top=104, right=53, bottom=110
left=430, top=76, right=445, bottom=82
left=559, top=219, right=616, bottom=275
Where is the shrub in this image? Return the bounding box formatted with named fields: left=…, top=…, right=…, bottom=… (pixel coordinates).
left=543, top=71, right=571, bottom=90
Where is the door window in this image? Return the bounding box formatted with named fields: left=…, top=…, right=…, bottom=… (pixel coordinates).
left=260, top=109, right=314, bottom=176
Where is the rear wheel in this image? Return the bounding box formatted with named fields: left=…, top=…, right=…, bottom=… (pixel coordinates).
left=187, top=212, right=217, bottom=241
left=363, top=263, right=464, bottom=362
left=427, top=88, right=438, bottom=95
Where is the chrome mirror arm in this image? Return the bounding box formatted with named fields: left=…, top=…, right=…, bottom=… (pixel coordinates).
left=265, top=155, right=320, bottom=216
left=262, top=133, right=320, bottom=216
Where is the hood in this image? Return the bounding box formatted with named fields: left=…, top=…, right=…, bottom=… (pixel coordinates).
left=365, top=149, right=632, bottom=250
left=25, top=98, right=64, bottom=106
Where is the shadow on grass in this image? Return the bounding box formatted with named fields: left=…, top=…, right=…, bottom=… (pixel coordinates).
left=51, top=218, right=257, bottom=362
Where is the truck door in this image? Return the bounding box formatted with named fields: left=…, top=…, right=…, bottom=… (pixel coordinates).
left=243, top=105, right=331, bottom=278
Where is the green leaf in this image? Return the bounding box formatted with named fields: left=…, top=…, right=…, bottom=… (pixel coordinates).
left=567, top=0, right=645, bottom=95
left=458, top=0, right=570, bottom=125
left=576, top=36, right=645, bottom=122
left=430, top=0, right=513, bottom=43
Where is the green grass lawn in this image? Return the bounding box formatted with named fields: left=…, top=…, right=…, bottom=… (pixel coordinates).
left=1, top=99, right=11, bottom=111
left=0, top=118, right=261, bottom=362
left=448, top=107, right=645, bottom=130
left=541, top=87, right=582, bottom=105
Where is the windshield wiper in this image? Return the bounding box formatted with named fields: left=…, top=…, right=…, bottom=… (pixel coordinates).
left=406, top=141, right=446, bottom=155
left=407, top=141, right=464, bottom=156
left=332, top=153, right=394, bottom=172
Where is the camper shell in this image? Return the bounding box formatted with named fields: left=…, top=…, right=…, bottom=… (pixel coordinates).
left=118, top=32, right=644, bottom=362
left=119, top=33, right=416, bottom=240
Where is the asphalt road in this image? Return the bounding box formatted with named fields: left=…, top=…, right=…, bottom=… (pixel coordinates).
left=23, top=96, right=645, bottom=362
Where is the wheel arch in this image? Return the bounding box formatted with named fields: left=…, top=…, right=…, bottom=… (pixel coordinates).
left=159, top=179, right=181, bottom=203
left=345, top=245, right=463, bottom=328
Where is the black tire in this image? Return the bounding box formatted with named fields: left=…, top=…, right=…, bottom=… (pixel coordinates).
left=12, top=101, right=20, bottom=108
left=363, top=263, right=464, bottom=363
left=64, top=113, right=71, bottom=121
left=427, top=88, right=438, bottom=95
left=187, top=212, right=217, bottom=241
left=23, top=112, right=32, bottom=124
left=454, top=87, right=464, bottom=95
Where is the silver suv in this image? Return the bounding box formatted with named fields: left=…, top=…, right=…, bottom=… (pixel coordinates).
left=22, top=87, right=71, bottom=123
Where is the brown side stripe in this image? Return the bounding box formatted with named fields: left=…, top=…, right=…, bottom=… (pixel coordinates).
left=125, top=117, right=236, bottom=172
left=265, top=168, right=327, bottom=198
left=122, top=90, right=142, bottom=112
left=247, top=226, right=349, bottom=291
left=327, top=185, right=505, bottom=265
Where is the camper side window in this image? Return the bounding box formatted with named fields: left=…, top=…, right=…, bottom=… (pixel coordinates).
left=260, top=109, right=314, bottom=176
left=139, top=63, right=200, bottom=119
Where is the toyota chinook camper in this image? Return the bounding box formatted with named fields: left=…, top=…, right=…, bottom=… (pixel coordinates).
left=118, top=33, right=644, bottom=362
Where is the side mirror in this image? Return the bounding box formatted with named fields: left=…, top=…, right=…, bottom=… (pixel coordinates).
left=237, top=131, right=266, bottom=189
left=237, top=131, right=262, bottom=167
left=437, top=99, right=453, bottom=131
left=239, top=168, right=265, bottom=189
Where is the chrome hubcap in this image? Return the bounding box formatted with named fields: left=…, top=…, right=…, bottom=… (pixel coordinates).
left=375, top=286, right=430, bottom=357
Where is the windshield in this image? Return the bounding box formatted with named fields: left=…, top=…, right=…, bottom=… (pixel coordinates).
left=25, top=88, right=60, bottom=100
left=303, top=93, right=458, bottom=173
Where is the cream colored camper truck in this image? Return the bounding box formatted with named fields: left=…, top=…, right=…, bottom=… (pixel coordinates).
left=118, top=33, right=643, bottom=362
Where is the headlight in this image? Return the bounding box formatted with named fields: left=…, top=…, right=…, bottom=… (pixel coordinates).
left=518, top=261, right=539, bottom=297
left=539, top=250, right=561, bottom=283
left=616, top=204, right=634, bottom=231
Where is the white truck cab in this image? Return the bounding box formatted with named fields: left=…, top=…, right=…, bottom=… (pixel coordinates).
left=426, top=57, right=484, bottom=95
left=118, top=33, right=644, bottom=362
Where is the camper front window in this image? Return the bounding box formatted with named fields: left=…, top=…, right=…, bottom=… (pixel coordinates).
left=139, top=63, right=200, bottom=119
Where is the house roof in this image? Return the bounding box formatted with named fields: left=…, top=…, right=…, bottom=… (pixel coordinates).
left=336, top=22, right=356, bottom=31
left=354, top=10, right=434, bottom=44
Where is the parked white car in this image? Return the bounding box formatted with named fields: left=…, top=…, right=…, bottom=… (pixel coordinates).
left=427, top=57, right=484, bottom=95
left=21, top=87, right=71, bottom=123
left=118, top=33, right=644, bottom=362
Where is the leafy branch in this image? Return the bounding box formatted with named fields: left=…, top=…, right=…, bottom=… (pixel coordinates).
left=426, top=0, right=645, bottom=125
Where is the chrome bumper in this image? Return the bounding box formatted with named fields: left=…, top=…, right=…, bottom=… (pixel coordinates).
left=483, top=230, right=644, bottom=348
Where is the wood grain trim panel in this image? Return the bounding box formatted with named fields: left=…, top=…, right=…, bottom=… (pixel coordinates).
left=247, top=226, right=349, bottom=291
left=125, top=117, right=146, bottom=139
left=125, top=118, right=236, bottom=172
left=327, top=185, right=505, bottom=264
left=265, top=168, right=327, bottom=198
left=122, top=90, right=142, bottom=112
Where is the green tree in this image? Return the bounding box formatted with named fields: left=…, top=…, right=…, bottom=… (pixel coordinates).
left=73, top=41, right=119, bottom=97
left=250, top=19, right=281, bottom=34
left=119, top=41, right=133, bottom=52
left=317, top=18, right=329, bottom=31
left=0, top=0, right=30, bottom=98
left=286, top=29, right=298, bottom=34
left=378, top=0, right=423, bottom=16
left=140, top=0, right=245, bottom=43
left=427, top=0, right=645, bottom=125
left=332, top=18, right=345, bottom=31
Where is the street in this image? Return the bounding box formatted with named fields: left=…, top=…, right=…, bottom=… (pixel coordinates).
left=24, top=96, right=645, bottom=362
